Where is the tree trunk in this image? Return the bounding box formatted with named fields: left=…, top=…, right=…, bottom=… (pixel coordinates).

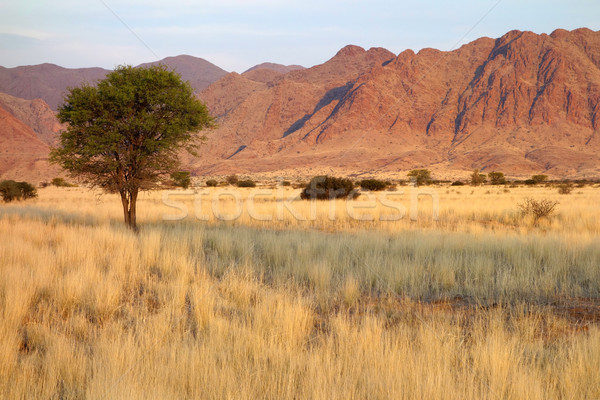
left=120, top=188, right=139, bottom=231
left=120, top=191, right=130, bottom=226
left=128, top=189, right=138, bottom=232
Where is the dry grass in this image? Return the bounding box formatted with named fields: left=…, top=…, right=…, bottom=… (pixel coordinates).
left=1, top=185, right=599, bottom=399
left=20, top=185, right=600, bottom=236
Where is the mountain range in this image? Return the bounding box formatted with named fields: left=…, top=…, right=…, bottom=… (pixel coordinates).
left=1, top=28, right=599, bottom=182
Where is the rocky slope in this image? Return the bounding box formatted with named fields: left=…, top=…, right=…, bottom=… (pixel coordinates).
left=0, top=64, right=108, bottom=111
left=0, top=93, right=62, bottom=146
left=192, top=28, right=600, bottom=179
left=0, top=55, right=227, bottom=111
left=2, top=28, right=600, bottom=182
left=0, top=102, right=60, bottom=182
left=137, top=55, right=228, bottom=93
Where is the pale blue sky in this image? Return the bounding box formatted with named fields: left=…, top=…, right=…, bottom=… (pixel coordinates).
left=0, top=0, right=599, bottom=72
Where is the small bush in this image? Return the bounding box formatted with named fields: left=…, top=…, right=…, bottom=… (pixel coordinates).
left=470, top=169, right=487, bottom=186
left=170, top=171, right=191, bottom=189
left=0, top=180, right=38, bottom=202
left=531, top=174, right=548, bottom=184
left=236, top=180, right=256, bottom=188
left=488, top=172, right=507, bottom=185
left=281, top=181, right=291, bottom=187
left=226, top=175, right=239, bottom=185
left=359, top=179, right=388, bottom=191
left=51, top=177, right=76, bottom=187
left=205, top=179, right=218, bottom=187
left=524, top=179, right=536, bottom=185
left=558, top=183, right=573, bottom=195
left=407, top=169, right=432, bottom=186
left=451, top=181, right=464, bottom=186
left=300, top=176, right=358, bottom=200
left=518, top=198, right=558, bottom=224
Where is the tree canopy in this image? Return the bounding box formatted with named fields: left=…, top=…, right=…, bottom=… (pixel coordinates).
left=51, top=64, right=214, bottom=230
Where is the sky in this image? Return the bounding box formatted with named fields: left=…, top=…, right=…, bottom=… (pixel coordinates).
left=1, top=0, right=599, bottom=73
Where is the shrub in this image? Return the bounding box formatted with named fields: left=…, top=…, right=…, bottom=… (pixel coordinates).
left=407, top=169, right=432, bottom=186
left=18, top=181, right=38, bottom=200
left=281, top=181, right=291, bottom=187
left=170, top=171, right=191, bottom=189
left=518, top=198, right=558, bottom=224
left=236, top=180, right=256, bottom=188
left=531, top=174, right=548, bottom=184
left=488, top=172, right=507, bottom=185
left=451, top=181, right=464, bottom=186
left=359, top=179, right=388, bottom=191
left=300, top=176, right=358, bottom=200
left=226, top=175, right=239, bottom=185
left=0, top=180, right=20, bottom=202
left=205, top=179, right=218, bottom=187
left=558, top=182, right=573, bottom=195
left=0, top=180, right=38, bottom=202
left=51, top=177, right=76, bottom=187
left=470, top=169, right=487, bottom=186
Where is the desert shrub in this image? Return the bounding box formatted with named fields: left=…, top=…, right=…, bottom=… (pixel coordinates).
left=518, top=198, right=559, bottom=223
left=236, top=180, right=256, bottom=188
left=51, top=177, right=76, bottom=187
left=470, top=169, right=487, bottom=186
left=0, top=180, right=21, bottom=202
left=205, top=179, right=218, bottom=187
left=359, top=179, right=388, bottom=191
left=451, top=181, right=464, bottom=186
left=407, top=169, right=432, bottom=186
left=524, top=179, right=536, bottom=185
left=488, top=171, right=507, bottom=185
left=281, top=181, right=291, bottom=187
left=18, top=181, right=37, bottom=199
left=558, top=182, right=573, bottom=195
left=226, top=175, right=239, bottom=185
left=531, top=174, right=548, bottom=184
left=170, top=171, right=191, bottom=189
left=300, top=176, right=358, bottom=200
left=0, top=180, right=38, bottom=202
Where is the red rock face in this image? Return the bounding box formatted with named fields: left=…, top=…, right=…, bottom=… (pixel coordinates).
left=0, top=102, right=60, bottom=183
left=2, top=29, right=600, bottom=181
left=193, top=29, right=600, bottom=178
left=0, top=94, right=62, bottom=146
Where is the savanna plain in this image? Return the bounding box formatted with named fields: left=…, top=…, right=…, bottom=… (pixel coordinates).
left=1, top=183, right=600, bottom=399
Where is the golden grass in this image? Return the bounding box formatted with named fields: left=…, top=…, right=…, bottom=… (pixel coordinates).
left=0, top=185, right=599, bottom=398
left=20, top=184, right=600, bottom=236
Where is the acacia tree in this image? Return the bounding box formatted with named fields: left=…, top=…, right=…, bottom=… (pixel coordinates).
left=51, top=65, right=214, bottom=230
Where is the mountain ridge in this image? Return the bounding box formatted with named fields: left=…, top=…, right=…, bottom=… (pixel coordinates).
left=0, top=55, right=228, bottom=110
left=191, top=28, right=600, bottom=179
left=2, top=28, right=600, bottom=181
